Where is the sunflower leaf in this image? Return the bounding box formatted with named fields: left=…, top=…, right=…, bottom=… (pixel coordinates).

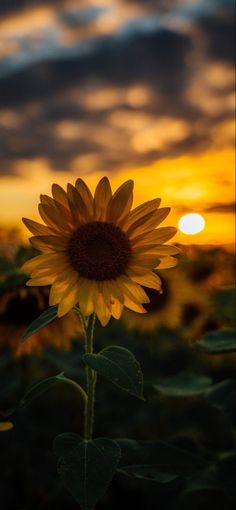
left=83, top=345, right=144, bottom=399
left=21, top=305, right=58, bottom=341
left=54, top=433, right=121, bottom=510
left=152, top=373, right=212, bottom=397
left=195, top=329, right=236, bottom=354
left=20, top=372, right=66, bottom=407
left=117, top=438, right=208, bottom=479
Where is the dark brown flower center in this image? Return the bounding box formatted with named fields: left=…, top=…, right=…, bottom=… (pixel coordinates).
left=68, top=221, right=131, bottom=280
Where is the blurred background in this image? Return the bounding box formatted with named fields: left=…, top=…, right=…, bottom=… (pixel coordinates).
left=0, top=1, right=235, bottom=509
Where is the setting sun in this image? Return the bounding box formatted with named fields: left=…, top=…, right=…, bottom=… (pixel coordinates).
left=178, top=213, right=206, bottom=235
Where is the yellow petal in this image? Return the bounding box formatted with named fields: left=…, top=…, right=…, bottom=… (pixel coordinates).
left=127, top=208, right=171, bottom=239
left=22, top=253, right=66, bottom=274
left=58, top=281, right=80, bottom=317
left=123, top=296, right=147, bottom=314
left=29, top=235, right=68, bottom=252
left=78, top=278, right=96, bottom=316
left=122, top=198, right=161, bottom=231
left=75, top=178, right=94, bottom=214
left=107, top=180, right=134, bottom=224
left=22, top=218, right=55, bottom=236
left=26, top=276, right=55, bottom=286
left=156, top=257, right=178, bottom=269
left=94, top=176, right=112, bottom=220
left=94, top=291, right=111, bottom=326
left=131, top=226, right=177, bottom=247
left=111, top=298, right=123, bottom=319
left=130, top=254, right=161, bottom=271
left=52, top=183, right=69, bottom=208
left=49, top=280, right=69, bottom=305
left=67, top=184, right=90, bottom=223
left=38, top=203, right=71, bottom=233
left=118, top=276, right=149, bottom=304
left=134, top=245, right=180, bottom=256
left=0, top=421, right=14, bottom=432
left=130, top=272, right=162, bottom=290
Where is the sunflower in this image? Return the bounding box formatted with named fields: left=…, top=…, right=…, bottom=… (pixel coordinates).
left=0, top=277, right=83, bottom=356
left=22, top=177, right=179, bottom=326
left=123, top=268, right=192, bottom=332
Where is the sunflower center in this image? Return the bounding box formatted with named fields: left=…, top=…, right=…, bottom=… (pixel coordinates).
left=68, top=221, right=131, bottom=280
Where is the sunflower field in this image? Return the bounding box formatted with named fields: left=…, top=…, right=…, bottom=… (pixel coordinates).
left=0, top=194, right=235, bottom=510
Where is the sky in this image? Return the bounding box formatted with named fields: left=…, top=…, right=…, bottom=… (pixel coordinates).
left=0, top=0, right=235, bottom=245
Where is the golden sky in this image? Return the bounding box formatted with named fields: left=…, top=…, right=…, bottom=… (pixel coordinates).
left=0, top=0, right=235, bottom=245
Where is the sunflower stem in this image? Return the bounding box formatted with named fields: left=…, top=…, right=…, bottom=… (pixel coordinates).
left=83, top=313, right=97, bottom=440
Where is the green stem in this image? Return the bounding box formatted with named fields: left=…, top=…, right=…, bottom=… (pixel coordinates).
left=84, top=313, right=97, bottom=440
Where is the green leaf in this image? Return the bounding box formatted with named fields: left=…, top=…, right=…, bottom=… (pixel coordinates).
left=152, top=373, right=212, bottom=397
left=54, top=433, right=121, bottom=510
left=20, top=372, right=66, bottom=407
left=118, top=465, right=179, bottom=484
left=117, top=439, right=208, bottom=479
left=205, top=379, right=236, bottom=423
left=83, top=345, right=143, bottom=399
left=195, top=329, right=236, bottom=353
left=21, top=305, right=58, bottom=341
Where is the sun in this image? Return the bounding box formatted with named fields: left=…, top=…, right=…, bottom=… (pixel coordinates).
left=178, top=213, right=205, bottom=235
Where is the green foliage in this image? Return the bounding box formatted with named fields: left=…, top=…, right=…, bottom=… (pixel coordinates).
left=117, top=439, right=208, bottom=481
left=152, top=373, right=212, bottom=396
left=20, top=372, right=67, bottom=407
left=195, top=329, right=236, bottom=353
left=83, top=345, right=144, bottom=399
left=54, top=433, right=121, bottom=510
left=21, top=305, right=58, bottom=341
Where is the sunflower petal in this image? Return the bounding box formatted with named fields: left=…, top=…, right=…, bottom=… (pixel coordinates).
left=107, top=180, right=134, bottom=223
left=94, top=291, right=111, bottom=326
left=111, top=298, right=123, bottom=319
left=134, top=245, right=180, bottom=256
left=38, top=204, right=71, bottom=233
left=22, top=218, right=55, bottom=236
left=51, top=184, right=69, bottom=208
left=131, top=226, right=177, bottom=247
left=58, top=281, right=80, bottom=317
left=156, top=257, right=178, bottom=269
left=78, top=278, right=96, bottom=316
left=94, top=176, right=112, bottom=220
left=118, top=276, right=150, bottom=304
left=130, top=272, right=162, bottom=290
left=122, top=198, right=161, bottom=231
left=130, top=254, right=161, bottom=272
left=123, top=297, right=147, bottom=313
left=67, top=184, right=91, bottom=223
left=22, top=253, right=66, bottom=274
left=127, top=208, right=171, bottom=239
left=75, top=178, right=94, bottom=214
left=26, top=276, right=55, bottom=286
left=29, top=235, right=68, bottom=252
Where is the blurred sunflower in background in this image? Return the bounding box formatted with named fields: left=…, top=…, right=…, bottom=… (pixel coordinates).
left=22, top=177, right=179, bottom=326
left=123, top=267, right=203, bottom=333
left=0, top=251, right=83, bottom=356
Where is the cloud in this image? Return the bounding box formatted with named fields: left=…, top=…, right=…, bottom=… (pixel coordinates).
left=0, top=0, right=234, bottom=176
left=204, top=202, right=236, bottom=214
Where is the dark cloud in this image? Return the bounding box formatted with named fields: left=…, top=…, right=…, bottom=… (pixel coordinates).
left=204, top=203, right=236, bottom=214
left=0, top=0, right=234, bottom=175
